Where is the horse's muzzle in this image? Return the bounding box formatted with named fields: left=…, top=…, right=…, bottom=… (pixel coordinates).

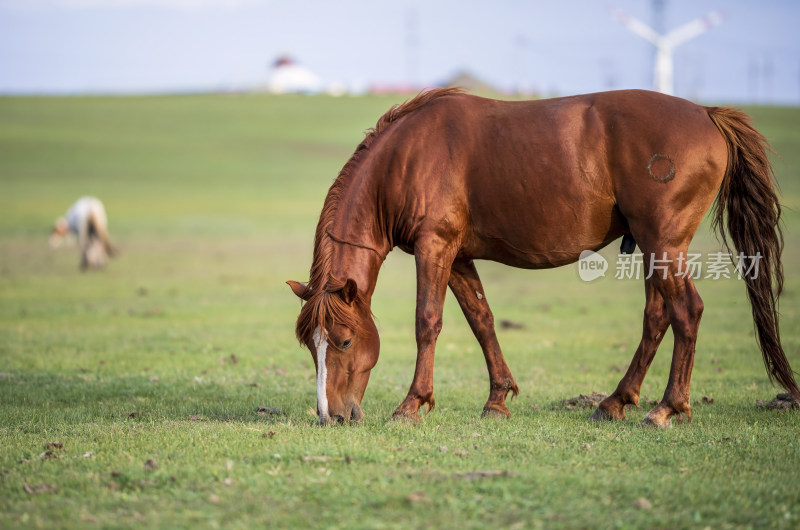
left=318, top=402, right=363, bottom=425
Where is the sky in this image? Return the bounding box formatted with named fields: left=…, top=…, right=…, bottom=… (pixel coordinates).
left=0, top=0, right=798, bottom=104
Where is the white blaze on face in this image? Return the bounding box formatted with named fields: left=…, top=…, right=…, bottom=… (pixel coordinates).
left=312, top=327, right=329, bottom=420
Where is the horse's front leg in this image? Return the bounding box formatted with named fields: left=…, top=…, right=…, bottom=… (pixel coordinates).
left=392, top=237, right=457, bottom=422
left=449, top=259, right=519, bottom=418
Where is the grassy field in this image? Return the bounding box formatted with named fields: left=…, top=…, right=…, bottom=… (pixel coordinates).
left=1, top=93, right=799, bottom=529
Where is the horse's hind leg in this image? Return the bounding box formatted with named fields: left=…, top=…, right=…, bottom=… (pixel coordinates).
left=591, top=279, right=670, bottom=421
left=448, top=259, right=519, bottom=418
left=601, top=244, right=703, bottom=426
left=641, top=263, right=704, bottom=427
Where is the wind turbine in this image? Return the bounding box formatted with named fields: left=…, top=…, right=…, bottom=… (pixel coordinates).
left=613, top=7, right=724, bottom=95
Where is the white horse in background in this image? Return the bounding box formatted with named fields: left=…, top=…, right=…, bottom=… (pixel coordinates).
left=50, top=197, right=116, bottom=270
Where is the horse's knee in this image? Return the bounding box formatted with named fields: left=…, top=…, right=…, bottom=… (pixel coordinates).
left=417, top=310, right=443, bottom=343
left=474, top=309, right=495, bottom=333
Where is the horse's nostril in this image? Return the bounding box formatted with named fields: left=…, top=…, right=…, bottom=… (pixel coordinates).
left=332, top=415, right=345, bottom=424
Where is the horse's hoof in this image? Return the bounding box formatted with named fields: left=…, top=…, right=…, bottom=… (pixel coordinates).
left=391, top=410, right=421, bottom=423
left=481, top=405, right=511, bottom=419
left=589, top=401, right=626, bottom=421
left=589, top=407, right=614, bottom=422
left=639, top=413, right=671, bottom=428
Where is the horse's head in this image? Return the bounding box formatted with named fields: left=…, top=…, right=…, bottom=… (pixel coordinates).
left=288, top=278, right=379, bottom=424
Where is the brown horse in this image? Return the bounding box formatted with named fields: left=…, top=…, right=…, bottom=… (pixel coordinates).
left=288, top=88, right=798, bottom=427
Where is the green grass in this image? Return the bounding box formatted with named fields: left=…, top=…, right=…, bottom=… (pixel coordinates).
left=1, top=94, right=799, bottom=529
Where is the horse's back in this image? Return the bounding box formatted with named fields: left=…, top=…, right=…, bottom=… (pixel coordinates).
left=380, top=90, right=727, bottom=267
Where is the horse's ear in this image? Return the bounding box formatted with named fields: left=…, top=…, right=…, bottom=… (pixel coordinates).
left=341, top=278, right=358, bottom=305
left=287, top=280, right=312, bottom=301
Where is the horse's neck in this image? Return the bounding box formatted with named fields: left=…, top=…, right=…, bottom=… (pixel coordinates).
left=328, top=239, right=384, bottom=302
left=318, top=156, right=391, bottom=301
left=324, top=175, right=387, bottom=299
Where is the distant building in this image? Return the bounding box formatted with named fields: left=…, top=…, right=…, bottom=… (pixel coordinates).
left=442, top=70, right=499, bottom=95
left=266, top=56, right=322, bottom=94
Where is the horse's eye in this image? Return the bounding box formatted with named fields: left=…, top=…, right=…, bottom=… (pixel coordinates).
left=341, top=339, right=352, bottom=350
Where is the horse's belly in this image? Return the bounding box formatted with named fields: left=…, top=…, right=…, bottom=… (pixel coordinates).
left=463, top=196, right=624, bottom=269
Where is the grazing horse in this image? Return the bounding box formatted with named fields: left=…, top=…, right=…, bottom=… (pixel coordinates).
left=288, top=88, right=798, bottom=427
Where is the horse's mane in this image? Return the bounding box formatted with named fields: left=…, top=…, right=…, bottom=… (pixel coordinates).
left=295, top=87, right=465, bottom=345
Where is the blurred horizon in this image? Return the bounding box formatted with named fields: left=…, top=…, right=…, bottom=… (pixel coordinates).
left=1, top=0, right=799, bottom=104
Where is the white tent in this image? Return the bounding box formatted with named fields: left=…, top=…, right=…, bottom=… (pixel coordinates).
left=266, top=56, right=322, bottom=94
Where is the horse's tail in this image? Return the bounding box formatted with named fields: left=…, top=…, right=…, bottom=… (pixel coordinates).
left=706, top=106, right=799, bottom=399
